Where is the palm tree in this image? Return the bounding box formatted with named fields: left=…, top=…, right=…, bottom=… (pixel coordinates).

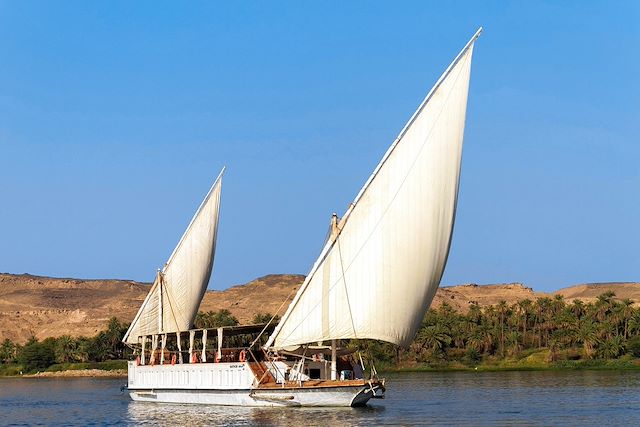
left=577, top=320, right=598, bottom=359
left=599, top=335, right=625, bottom=359
left=595, top=318, right=615, bottom=340
left=466, top=325, right=485, bottom=353
left=555, top=309, right=578, bottom=347
left=551, top=295, right=566, bottom=317
left=75, top=337, right=91, bottom=362
left=497, top=300, right=509, bottom=357
left=55, top=335, right=78, bottom=364
left=0, top=339, right=16, bottom=363
left=467, top=303, right=482, bottom=325
left=416, top=324, right=452, bottom=356
left=195, top=310, right=239, bottom=329
left=506, top=330, right=522, bottom=356
left=547, top=332, right=563, bottom=362
left=477, top=321, right=495, bottom=355
left=516, top=299, right=532, bottom=346
left=252, top=312, right=280, bottom=325
left=620, top=299, right=635, bottom=339
left=628, top=311, right=640, bottom=337
left=451, top=318, right=467, bottom=349
left=533, top=297, right=552, bottom=347
left=571, top=299, right=585, bottom=318
left=595, top=291, right=616, bottom=322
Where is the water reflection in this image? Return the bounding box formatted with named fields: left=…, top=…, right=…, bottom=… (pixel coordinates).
left=2, top=371, right=640, bottom=426
left=127, top=401, right=385, bottom=426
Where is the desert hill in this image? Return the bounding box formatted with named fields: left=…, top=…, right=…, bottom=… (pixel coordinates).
left=554, top=282, right=640, bottom=303
left=200, top=274, right=303, bottom=322
left=0, top=273, right=303, bottom=344
left=434, top=283, right=545, bottom=312
left=0, top=272, right=638, bottom=344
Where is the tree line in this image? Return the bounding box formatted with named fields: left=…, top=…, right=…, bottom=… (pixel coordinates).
left=356, top=291, right=640, bottom=367
left=0, top=311, right=280, bottom=373
left=0, top=317, right=130, bottom=372
left=194, top=294, right=640, bottom=367
left=193, top=309, right=279, bottom=329
left=4, top=293, right=640, bottom=373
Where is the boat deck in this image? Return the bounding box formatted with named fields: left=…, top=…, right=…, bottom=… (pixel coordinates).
left=246, top=360, right=381, bottom=390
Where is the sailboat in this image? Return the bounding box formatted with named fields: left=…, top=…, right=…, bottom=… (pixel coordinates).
left=124, top=27, right=481, bottom=407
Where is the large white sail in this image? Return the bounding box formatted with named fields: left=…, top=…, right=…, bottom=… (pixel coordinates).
left=266, top=29, right=481, bottom=350
left=123, top=168, right=224, bottom=344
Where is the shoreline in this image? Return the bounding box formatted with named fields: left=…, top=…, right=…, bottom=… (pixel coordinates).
left=381, top=359, right=640, bottom=373
left=6, top=364, right=640, bottom=379
left=6, top=369, right=127, bottom=378
left=382, top=365, right=640, bottom=373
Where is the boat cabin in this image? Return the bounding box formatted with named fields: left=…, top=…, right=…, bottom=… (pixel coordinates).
left=133, top=323, right=276, bottom=366
left=130, top=324, right=365, bottom=384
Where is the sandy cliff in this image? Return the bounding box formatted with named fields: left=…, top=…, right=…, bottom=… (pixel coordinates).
left=1, top=272, right=637, bottom=344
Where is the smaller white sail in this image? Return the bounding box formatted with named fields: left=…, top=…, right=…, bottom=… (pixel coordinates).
left=123, top=168, right=225, bottom=344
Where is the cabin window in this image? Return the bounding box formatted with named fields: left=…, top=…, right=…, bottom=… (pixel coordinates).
left=309, top=368, right=321, bottom=379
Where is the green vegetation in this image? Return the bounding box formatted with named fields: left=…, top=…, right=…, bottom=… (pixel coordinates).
left=252, top=312, right=280, bottom=325
left=0, top=363, right=23, bottom=376
left=0, top=338, right=17, bottom=363
left=0, top=317, right=131, bottom=375
left=195, top=309, right=279, bottom=329
left=353, top=291, right=640, bottom=372
left=4, top=293, right=640, bottom=376
left=194, top=309, right=239, bottom=328
left=18, top=337, right=56, bottom=371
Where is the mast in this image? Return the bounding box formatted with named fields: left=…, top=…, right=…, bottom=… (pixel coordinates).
left=331, top=339, right=337, bottom=381
left=157, top=271, right=163, bottom=333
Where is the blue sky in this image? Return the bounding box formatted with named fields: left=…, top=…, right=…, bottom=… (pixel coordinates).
left=1, top=1, right=638, bottom=292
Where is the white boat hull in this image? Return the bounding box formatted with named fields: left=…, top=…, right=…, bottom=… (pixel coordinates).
left=129, top=385, right=374, bottom=407
left=127, top=361, right=382, bottom=407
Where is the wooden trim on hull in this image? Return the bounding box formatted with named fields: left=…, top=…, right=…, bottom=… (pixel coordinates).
left=257, top=379, right=366, bottom=389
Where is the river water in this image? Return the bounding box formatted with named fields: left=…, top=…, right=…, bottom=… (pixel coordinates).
left=1, top=371, right=640, bottom=426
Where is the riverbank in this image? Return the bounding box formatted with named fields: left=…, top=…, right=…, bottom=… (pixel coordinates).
left=24, top=368, right=127, bottom=378
left=0, top=360, right=128, bottom=377
left=6, top=359, right=640, bottom=379
left=385, top=362, right=640, bottom=373
left=6, top=347, right=640, bottom=377
left=381, top=351, right=640, bottom=373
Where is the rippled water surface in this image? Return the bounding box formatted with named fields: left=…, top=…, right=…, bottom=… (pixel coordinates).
left=2, top=371, right=640, bottom=425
